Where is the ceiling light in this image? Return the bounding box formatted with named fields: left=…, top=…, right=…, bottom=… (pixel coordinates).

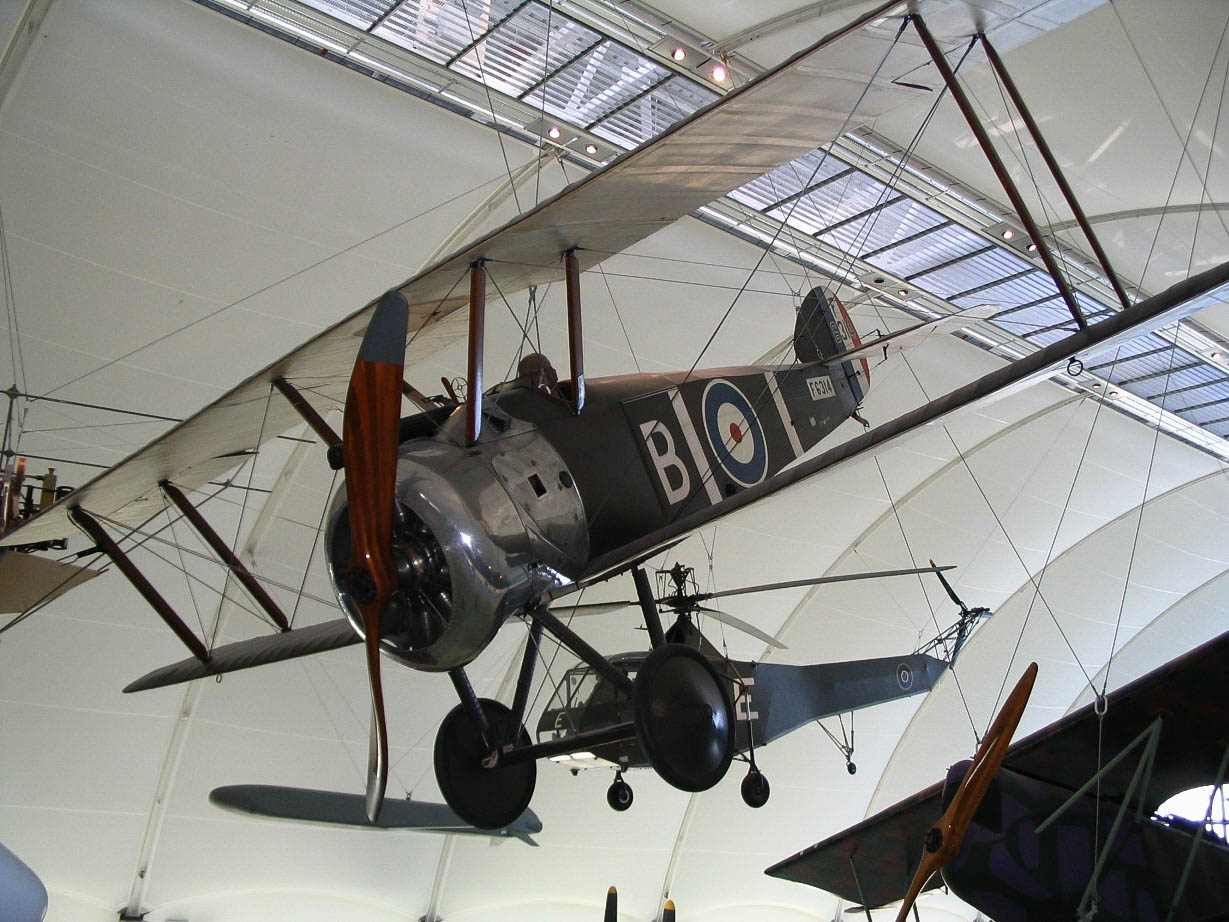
left=1027, top=242, right=1038, bottom=252
left=1091, top=381, right=1102, bottom=388
left=897, top=288, right=909, bottom=297
left=672, top=46, right=687, bottom=62
left=1108, top=389, right=1120, bottom=399
left=710, top=63, right=728, bottom=83
left=584, top=143, right=599, bottom=155
left=547, top=125, right=562, bottom=140
left=1211, top=350, right=1223, bottom=361
left=1000, top=228, right=1014, bottom=240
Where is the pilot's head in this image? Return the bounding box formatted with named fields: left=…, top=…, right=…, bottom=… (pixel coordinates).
left=517, top=352, right=559, bottom=392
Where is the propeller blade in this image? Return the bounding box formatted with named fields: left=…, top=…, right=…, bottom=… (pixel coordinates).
left=693, top=606, right=786, bottom=649
left=604, top=886, right=617, bottom=922
left=702, top=565, right=955, bottom=602
left=894, top=662, right=1037, bottom=922
left=343, top=290, right=409, bottom=822
left=929, top=558, right=966, bottom=610
left=662, top=898, right=676, bottom=922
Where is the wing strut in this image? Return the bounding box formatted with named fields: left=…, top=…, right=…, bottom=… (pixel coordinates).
left=565, top=248, right=585, bottom=414
left=976, top=32, right=1131, bottom=312
left=272, top=377, right=341, bottom=451
left=160, top=481, right=290, bottom=631
left=68, top=505, right=210, bottom=663
left=910, top=13, right=1086, bottom=329
left=466, top=260, right=486, bottom=446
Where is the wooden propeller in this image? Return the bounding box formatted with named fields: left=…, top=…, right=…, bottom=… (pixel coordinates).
left=894, top=661, right=1038, bottom=922
left=342, top=291, right=410, bottom=823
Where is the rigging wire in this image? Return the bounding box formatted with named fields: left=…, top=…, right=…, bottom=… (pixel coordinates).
left=288, top=464, right=340, bottom=630
left=680, top=16, right=911, bottom=383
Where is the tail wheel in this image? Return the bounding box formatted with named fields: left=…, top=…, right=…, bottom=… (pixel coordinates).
left=607, top=775, right=633, bottom=811
left=741, top=769, right=770, bottom=808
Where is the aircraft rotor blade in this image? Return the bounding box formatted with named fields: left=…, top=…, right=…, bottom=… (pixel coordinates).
left=894, top=661, right=1037, bottom=922
left=701, top=565, right=955, bottom=602
left=929, top=558, right=966, bottom=610
left=342, top=290, right=409, bottom=823
left=694, top=606, right=786, bottom=649
left=550, top=600, right=637, bottom=617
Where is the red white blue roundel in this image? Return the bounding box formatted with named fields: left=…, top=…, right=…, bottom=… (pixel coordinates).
left=896, top=662, right=914, bottom=690
left=701, top=379, right=767, bottom=487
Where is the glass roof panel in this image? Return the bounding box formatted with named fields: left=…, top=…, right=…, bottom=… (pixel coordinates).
left=374, top=0, right=522, bottom=65
left=867, top=223, right=988, bottom=278
left=912, top=247, right=1036, bottom=298
left=299, top=0, right=396, bottom=30
left=451, top=3, right=601, bottom=97
left=523, top=40, right=668, bottom=128
left=591, top=75, right=717, bottom=150
left=817, top=198, right=946, bottom=256
left=728, top=149, right=849, bottom=212
left=771, top=170, right=891, bottom=234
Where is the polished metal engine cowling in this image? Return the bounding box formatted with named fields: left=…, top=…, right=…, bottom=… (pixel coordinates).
left=325, top=416, right=588, bottom=671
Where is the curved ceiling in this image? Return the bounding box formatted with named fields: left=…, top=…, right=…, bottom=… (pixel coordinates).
left=2, top=1, right=1228, bottom=921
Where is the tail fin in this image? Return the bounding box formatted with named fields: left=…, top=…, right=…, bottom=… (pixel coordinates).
left=794, top=287, right=869, bottom=397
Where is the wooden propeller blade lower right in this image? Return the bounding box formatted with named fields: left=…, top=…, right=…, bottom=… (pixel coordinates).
left=894, top=661, right=1038, bottom=922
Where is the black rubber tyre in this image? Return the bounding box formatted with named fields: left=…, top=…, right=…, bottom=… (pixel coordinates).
left=434, top=698, right=535, bottom=829
left=741, top=769, right=770, bottom=808
left=632, top=643, right=735, bottom=792
left=607, top=778, right=633, bottom=811
left=847, top=761, right=857, bottom=775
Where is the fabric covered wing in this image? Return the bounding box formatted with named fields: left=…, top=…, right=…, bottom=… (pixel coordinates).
left=1003, top=624, right=1229, bottom=812
left=1, top=0, right=927, bottom=548
left=766, top=626, right=1229, bottom=907
left=123, top=618, right=361, bottom=693
left=765, top=780, right=944, bottom=907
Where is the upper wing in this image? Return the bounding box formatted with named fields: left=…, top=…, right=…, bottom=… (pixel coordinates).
left=573, top=259, right=1229, bottom=586
left=766, top=623, right=1229, bottom=905
left=2, top=0, right=923, bottom=548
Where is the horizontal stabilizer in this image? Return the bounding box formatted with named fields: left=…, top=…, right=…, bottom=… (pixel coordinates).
left=0, top=841, right=47, bottom=922
left=124, top=618, right=360, bottom=693
left=828, top=303, right=1001, bottom=364
left=210, top=784, right=542, bottom=841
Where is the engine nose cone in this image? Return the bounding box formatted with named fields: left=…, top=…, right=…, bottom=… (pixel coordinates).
left=325, top=496, right=453, bottom=658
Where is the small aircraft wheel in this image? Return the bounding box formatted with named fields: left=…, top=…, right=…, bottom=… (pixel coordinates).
left=633, top=643, right=735, bottom=792
left=741, top=769, right=770, bottom=808
left=607, top=777, right=633, bottom=811
left=434, top=698, right=535, bottom=830
left=847, top=761, right=857, bottom=775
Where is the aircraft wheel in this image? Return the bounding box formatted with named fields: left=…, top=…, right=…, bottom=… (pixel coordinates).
left=434, top=698, right=535, bottom=829
left=607, top=776, right=633, bottom=811
left=847, top=761, right=857, bottom=775
left=741, top=769, right=770, bottom=808
left=633, top=643, right=734, bottom=792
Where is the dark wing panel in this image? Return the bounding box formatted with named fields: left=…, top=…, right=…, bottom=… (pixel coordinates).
left=124, top=618, right=359, bottom=692
left=210, top=784, right=542, bottom=838
left=1004, top=625, right=1229, bottom=811
left=765, top=780, right=944, bottom=908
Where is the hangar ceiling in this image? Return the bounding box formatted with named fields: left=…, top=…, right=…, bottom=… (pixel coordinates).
left=1, top=1, right=1228, bottom=921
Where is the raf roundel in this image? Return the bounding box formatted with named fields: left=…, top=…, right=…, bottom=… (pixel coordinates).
left=701, top=379, right=768, bottom=487
left=896, top=662, right=913, bottom=691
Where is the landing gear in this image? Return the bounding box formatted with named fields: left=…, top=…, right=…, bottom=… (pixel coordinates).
left=633, top=643, right=735, bottom=792
left=607, top=773, right=633, bottom=811
left=434, top=698, right=535, bottom=829
left=847, top=761, right=857, bottom=775
left=740, top=769, right=770, bottom=808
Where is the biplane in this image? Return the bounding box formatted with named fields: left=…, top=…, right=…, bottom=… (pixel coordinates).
left=535, top=562, right=987, bottom=810
left=767, top=627, right=1229, bottom=922
left=4, top=1, right=1229, bottom=835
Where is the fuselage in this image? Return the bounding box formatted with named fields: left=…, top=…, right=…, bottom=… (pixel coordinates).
left=325, top=356, right=864, bottom=671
